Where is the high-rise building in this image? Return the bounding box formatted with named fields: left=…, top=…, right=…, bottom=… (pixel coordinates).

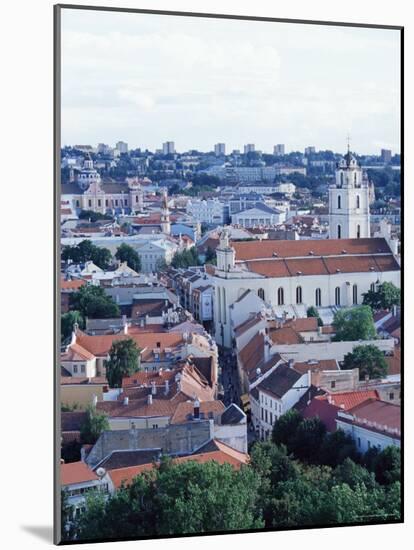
left=116, top=141, right=128, bottom=154
left=214, top=143, right=226, bottom=156
left=162, top=141, right=176, bottom=155
left=328, top=148, right=370, bottom=240
left=273, top=144, right=285, bottom=156
left=381, top=149, right=392, bottom=163
left=244, top=144, right=255, bottom=154
left=305, top=146, right=316, bottom=155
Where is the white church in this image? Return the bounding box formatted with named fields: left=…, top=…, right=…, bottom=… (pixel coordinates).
left=211, top=150, right=400, bottom=347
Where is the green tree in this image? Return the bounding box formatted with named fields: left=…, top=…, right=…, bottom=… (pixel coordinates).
left=115, top=243, right=141, bottom=272
left=363, top=282, right=400, bottom=311
left=318, top=430, right=359, bottom=467
left=76, top=459, right=264, bottom=540
left=333, top=306, right=376, bottom=342
left=290, top=417, right=327, bottom=463
left=171, top=247, right=200, bottom=268
left=78, top=210, right=113, bottom=222
left=332, top=458, right=376, bottom=490
left=272, top=409, right=302, bottom=449
left=205, top=246, right=217, bottom=264
left=61, top=488, right=75, bottom=541
left=69, top=285, right=120, bottom=319
left=306, top=306, right=323, bottom=327
left=105, top=338, right=141, bottom=388
left=372, top=446, right=401, bottom=485
left=80, top=405, right=109, bottom=444
left=61, top=239, right=112, bottom=269
left=61, top=310, right=84, bottom=342
left=342, top=344, right=388, bottom=380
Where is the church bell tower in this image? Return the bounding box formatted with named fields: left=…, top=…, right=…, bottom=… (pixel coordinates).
left=329, top=144, right=370, bottom=239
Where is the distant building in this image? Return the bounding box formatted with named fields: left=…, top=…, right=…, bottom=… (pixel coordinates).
left=244, top=144, right=255, bottom=154
left=305, top=146, right=316, bottom=155
left=214, top=143, right=226, bottom=156
left=163, top=141, right=175, bottom=155
left=186, top=198, right=230, bottom=225
left=116, top=141, right=128, bottom=154
left=381, top=149, right=392, bottom=163
left=273, top=144, right=285, bottom=156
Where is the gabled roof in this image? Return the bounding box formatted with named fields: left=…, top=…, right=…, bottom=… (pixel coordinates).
left=231, top=237, right=393, bottom=261
left=220, top=403, right=245, bottom=425
left=97, top=449, right=161, bottom=470
left=270, top=326, right=303, bottom=345
left=61, top=343, right=95, bottom=362
left=257, top=364, right=303, bottom=398
left=238, top=332, right=264, bottom=376
left=61, top=461, right=99, bottom=486
left=316, top=389, right=379, bottom=410
left=61, top=278, right=86, bottom=291
left=338, top=399, right=401, bottom=437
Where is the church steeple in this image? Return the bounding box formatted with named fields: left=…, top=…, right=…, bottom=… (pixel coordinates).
left=328, top=145, right=370, bottom=239
left=160, top=189, right=171, bottom=235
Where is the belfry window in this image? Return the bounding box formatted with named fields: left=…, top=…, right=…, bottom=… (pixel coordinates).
left=337, top=224, right=342, bottom=239
left=296, top=286, right=303, bottom=304
left=357, top=224, right=361, bottom=239
left=356, top=195, right=360, bottom=209
left=335, top=287, right=341, bottom=306
left=277, top=287, right=284, bottom=306
left=337, top=195, right=342, bottom=209
left=315, top=288, right=321, bottom=307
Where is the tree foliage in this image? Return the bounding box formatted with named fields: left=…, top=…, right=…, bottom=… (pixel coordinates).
left=363, top=282, right=400, bottom=311
left=62, top=240, right=112, bottom=270
left=333, top=306, right=376, bottom=342
left=171, top=247, right=200, bottom=268
left=306, top=306, right=323, bottom=326
left=80, top=405, right=110, bottom=444
left=76, top=459, right=264, bottom=540
left=105, top=338, right=141, bottom=388
left=115, top=243, right=141, bottom=272
left=342, top=344, right=388, bottom=380
left=61, top=310, right=84, bottom=342
left=78, top=210, right=113, bottom=222
left=69, top=285, right=120, bottom=319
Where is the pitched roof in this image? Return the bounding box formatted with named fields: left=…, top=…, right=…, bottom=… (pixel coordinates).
left=316, top=389, right=379, bottom=410
left=96, top=397, right=179, bottom=419
left=257, top=364, right=303, bottom=398
left=75, top=330, right=184, bottom=358
left=293, top=359, right=339, bottom=374
left=234, top=314, right=262, bottom=337
left=61, top=343, right=95, bottom=362
left=340, top=399, right=401, bottom=437
left=61, top=461, right=99, bottom=485
left=238, top=332, right=265, bottom=375
left=220, top=403, right=245, bottom=425
left=61, top=278, right=86, bottom=291
left=97, top=449, right=161, bottom=470
left=270, top=326, right=303, bottom=345
left=231, top=237, right=392, bottom=261
left=170, top=400, right=225, bottom=424
left=302, top=398, right=340, bottom=432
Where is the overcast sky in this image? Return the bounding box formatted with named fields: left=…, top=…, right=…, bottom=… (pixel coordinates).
left=61, top=8, right=401, bottom=155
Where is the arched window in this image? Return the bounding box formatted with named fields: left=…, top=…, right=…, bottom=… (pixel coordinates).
left=354, top=172, right=357, bottom=184
left=315, top=288, right=322, bottom=307
left=337, top=224, right=342, bottom=239
left=353, top=284, right=358, bottom=305
left=277, top=287, right=284, bottom=306
left=335, top=287, right=341, bottom=306
left=340, top=172, right=344, bottom=186
left=296, top=286, right=303, bottom=304
left=356, top=195, right=360, bottom=209
left=258, top=288, right=265, bottom=300
left=357, top=224, right=361, bottom=239
left=337, top=195, right=342, bottom=209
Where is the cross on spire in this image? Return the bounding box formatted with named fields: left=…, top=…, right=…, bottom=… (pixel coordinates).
left=346, top=134, right=351, bottom=153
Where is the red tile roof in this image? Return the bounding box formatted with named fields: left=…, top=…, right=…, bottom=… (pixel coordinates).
left=316, top=389, right=379, bottom=411
left=61, top=461, right=99, bottom=485
left=61, top=279, right=86, bottom=290
left=61, top=343, right=95, bottom=362
left=270, top=327, right=303, bottom=345
left=170, top=400, right=225, bottom=424
left=293, top=359, right=338, bottom=374
left=238, top=332, right=264, bottom=376
left=340, top=399, right=401, bottom=437
left=302, top=398, right=339, bottom=432
left=232, top=238, right=392, bottom=261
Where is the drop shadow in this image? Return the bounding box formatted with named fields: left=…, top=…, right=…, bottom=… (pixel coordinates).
left=21, top=525, right=54, bottom=543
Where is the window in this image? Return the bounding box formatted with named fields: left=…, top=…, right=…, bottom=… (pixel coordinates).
left=356, top=195, right=360, bottom=209
left=98, top=199, right=101, bottom=207
left=296, top=286, right=302, bottom=304
left=337, top=224, right=342, bottom=239
left=88, top=199, right=92, bottom=207
left=152, top=424, right=158, bottom=429
left=265, top=410, right=268, bottom=423
left=331, top=381, right=336, bottom=389
left=337, top=195, right=342, bottom=209
left=73, top=365, right=78, bottom=373
left=115, top=199, right=118, bottom=206
left=357, top=437, right=361, bottom=448
left=315, top=288, right=322, bottom=307
left=353, top=284, right=358, bottom=305
left=389, top=392, right=394, bottom=400
left=76, top=200, right=80, bottom=207
left=357, top=224, right=361, bottom=239
left=335, top=287, right=341, bottom=306
left=105, top=199, right=109, bottom=207
left=258, top=288, right=265, bottom=300
left=269, top=412, right=273, bottom=425
left=136, top=195, right=139, bottom=203
left=367, top=440, right=371, bottom=449
left=277, top=287, right=284, bottom=306
left=354, top=172, right=357, bottom=185
left=261, top=409, right=264, bottom=421
left=370, top=282, right=375, bottom=292
left=340, top=172, right=344, bottom=186
left=81, top=364, right=85, bottom=373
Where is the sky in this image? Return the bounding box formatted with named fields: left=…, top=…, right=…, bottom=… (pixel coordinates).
left=61, top=8, right=401, bottom=155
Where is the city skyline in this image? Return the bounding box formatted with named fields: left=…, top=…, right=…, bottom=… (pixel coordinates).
left=61, top=10, right=401, bottom=155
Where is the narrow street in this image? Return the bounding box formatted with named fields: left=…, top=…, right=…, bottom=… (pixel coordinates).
left=218, top=347, right=241, bottom=407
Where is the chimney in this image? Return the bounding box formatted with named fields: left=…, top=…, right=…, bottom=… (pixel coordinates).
left=148, top=394, right=153, bottom=405
left=193, top=398, right=200, bottom=419
left=151, top=381, right=157, bottom=395
left=123, top=396, right=129, bottom=406
left=165, top=379, right=170, bottom=395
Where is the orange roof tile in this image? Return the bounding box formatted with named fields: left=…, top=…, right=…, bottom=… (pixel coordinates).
left=61, top=343, right=95, bottom=362
left=61, top=279, right=86, bottom=290
left=61, top=461, right=99, bottom=485
left=317, top=389, right=379, bottom=410
left=170, top=400, right=225, bottom=424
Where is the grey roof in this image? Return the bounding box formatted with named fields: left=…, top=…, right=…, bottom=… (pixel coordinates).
left=220, top=404, right=245, bottom=425
left=96, top=449, right=161, bottom=470
left=61, top=183, right=84, bottom=195
left=100, top=181, right=129, bottom=193
left=257, top=364, right=302, bottom=398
